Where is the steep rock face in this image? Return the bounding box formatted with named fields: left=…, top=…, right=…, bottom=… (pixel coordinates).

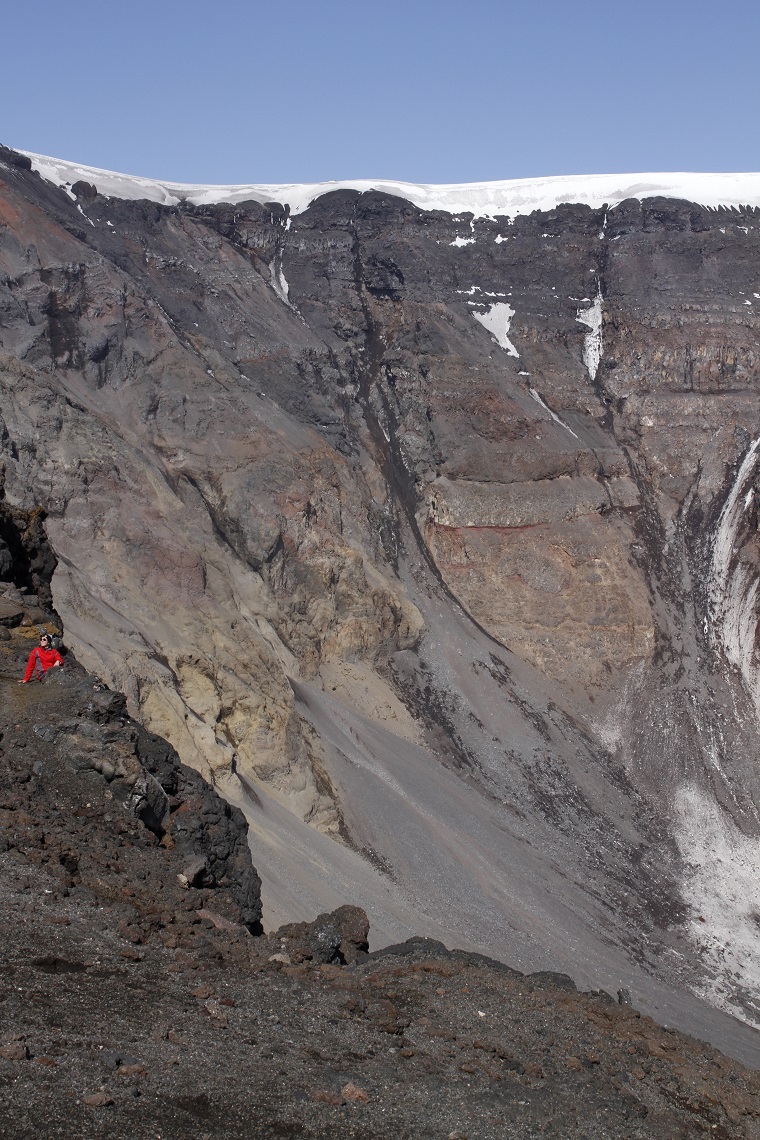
left=279, top=191, right=759, bottom=705
left=0, top=154, right=423, bottom=836
left=2, top=147, right=760, bottom=1048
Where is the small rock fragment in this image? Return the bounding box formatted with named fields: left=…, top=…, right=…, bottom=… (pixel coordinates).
left=83, top=1092, right=114, bottom=1107
left=192, top=984, right=214, bottom=1000
left=116, top=1063, right=146, bottom=1077
left=341, top=1081, right=370, bottom=1103
left=179, top=856, right=207, bottom=888
left=311, top=1089, right=343, bottom=1105
left=197, top=907, right=241, bottom=933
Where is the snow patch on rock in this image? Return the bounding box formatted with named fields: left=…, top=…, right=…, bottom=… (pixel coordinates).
left=269, top=255, right=291, bottom=306
left=471, top=302, right=519, bottom=357
left=576, top=291, right=603, bottom=381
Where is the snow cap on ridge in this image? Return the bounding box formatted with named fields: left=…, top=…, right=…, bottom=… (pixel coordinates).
left=15, top=150, right=760, bottom=219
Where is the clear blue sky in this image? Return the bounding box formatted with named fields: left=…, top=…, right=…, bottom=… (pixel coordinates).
left=5, top=0, right=759, bottom=185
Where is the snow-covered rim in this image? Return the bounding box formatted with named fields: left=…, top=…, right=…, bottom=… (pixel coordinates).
left=12, top=150, right=760, bottom=219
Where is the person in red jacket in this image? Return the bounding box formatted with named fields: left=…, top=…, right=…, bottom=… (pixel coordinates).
left=18, top=634, right=64, bottom=683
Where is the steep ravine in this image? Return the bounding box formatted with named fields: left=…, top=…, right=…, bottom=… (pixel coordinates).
left=2, top=146, right=760, bottom=1060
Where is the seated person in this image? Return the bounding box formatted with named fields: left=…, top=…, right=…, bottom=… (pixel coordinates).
left=19, top=634, right=64, bottom=683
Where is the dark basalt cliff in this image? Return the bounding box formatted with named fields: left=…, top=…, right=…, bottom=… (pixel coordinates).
left=2, top=145, right=760, bottom=1072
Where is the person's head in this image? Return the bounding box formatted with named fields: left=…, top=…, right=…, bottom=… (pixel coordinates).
left=40, top=635, right=51, bottom=649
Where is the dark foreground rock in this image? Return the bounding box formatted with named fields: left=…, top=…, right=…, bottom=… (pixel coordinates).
left=0, top=642, right=262, bottom=937
left=2, top=870, right=760, bottom=1139
left=1, top=632, right=760, bottom=1137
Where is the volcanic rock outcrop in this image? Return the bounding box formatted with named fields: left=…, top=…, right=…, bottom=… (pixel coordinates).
left=2, top=145, right=760, bottom=1061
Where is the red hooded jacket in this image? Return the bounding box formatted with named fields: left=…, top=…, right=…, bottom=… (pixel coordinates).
left=23, top=644, right=64, bottom=682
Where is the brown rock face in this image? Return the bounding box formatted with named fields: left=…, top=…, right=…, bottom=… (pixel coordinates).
left=2, top=147, right=760, bottom=1052
left=424, top=494, right=653, bottom=691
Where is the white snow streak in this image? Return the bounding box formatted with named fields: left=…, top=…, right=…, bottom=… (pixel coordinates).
left=269, top=255, right=291, bottom=305
left=471, top=302, right=519, bottom=357
left=76, top=203, right=95, bottom=227
left=576, top=291, right=603, bottom=381
left=457, top=286, right=508, bottom=298
left=528, top=388, right=579, bottom=439
left=708, top=438, right=760, bottom=717
left=17, top=151, right=760, bottom=219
